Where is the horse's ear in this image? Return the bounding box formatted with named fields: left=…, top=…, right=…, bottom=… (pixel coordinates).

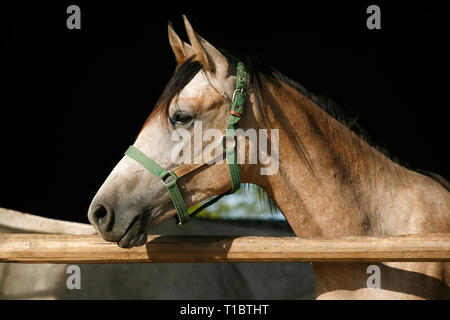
left=182, top=15, right=229, bottom=77
left=168, top=21, right=194, bottom=68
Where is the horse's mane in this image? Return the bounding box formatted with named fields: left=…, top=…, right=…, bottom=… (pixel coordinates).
left=222, top=51, right=449, bottom=193
left=144, top=50, right=449, bottom=204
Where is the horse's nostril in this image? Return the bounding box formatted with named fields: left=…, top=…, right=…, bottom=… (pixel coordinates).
left=94, top=205, right=107, bottom=223
left=91, top=205, right=113, bottom=232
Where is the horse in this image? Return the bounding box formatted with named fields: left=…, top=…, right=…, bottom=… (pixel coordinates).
left=87, top=16, right=450, bottom=299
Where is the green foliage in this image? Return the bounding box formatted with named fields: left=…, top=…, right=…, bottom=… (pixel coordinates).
left=193, top=184, right=282, bottom=220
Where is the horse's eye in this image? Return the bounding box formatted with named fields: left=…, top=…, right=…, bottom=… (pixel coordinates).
left=172, top=112, right=194, bottom=125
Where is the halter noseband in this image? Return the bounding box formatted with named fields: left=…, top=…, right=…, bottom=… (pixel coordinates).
left=124, top=62, right=247, bottom=225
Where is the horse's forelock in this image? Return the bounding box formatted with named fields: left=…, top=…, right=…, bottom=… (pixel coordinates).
left=140, top=57, right=203, bottom=132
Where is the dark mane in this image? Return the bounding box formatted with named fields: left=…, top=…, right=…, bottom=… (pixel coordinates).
left=223, top=50, right=450, bottom=191
left=144, top=50, right=449, bottom=192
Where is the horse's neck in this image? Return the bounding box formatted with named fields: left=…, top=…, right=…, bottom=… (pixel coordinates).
left=245, top=75, right=450, bottom=301
left=250, top=76, right=450, bottom=237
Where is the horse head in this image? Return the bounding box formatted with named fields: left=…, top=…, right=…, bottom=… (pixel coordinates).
left=87, top=16, right=259, bottom=248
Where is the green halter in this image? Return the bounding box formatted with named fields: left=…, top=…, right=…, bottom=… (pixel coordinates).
left=125, top=62, right=247, bottom=225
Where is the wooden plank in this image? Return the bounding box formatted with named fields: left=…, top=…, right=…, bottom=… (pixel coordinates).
left=0, top=233, right=449, bottom=263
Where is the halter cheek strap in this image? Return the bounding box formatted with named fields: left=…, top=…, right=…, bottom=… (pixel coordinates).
left=125, top=62, right=247, bottom=225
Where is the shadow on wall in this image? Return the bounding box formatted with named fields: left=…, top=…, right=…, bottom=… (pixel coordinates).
left=0, top=218, right=314, bottom=299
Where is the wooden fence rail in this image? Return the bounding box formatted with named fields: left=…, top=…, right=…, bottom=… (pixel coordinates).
left=0, top=233, right=449, bottom=263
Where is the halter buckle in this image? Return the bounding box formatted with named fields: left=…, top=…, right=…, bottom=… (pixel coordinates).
left=232, top=88, right=244, bottom=102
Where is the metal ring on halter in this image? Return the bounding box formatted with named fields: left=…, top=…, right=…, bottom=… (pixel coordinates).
left=160, top=171, right=179, bottom=188
left=232, top=88, right=244, bottom=102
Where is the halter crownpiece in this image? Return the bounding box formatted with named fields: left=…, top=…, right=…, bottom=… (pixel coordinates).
left=125, top=61, right=247, bottom=225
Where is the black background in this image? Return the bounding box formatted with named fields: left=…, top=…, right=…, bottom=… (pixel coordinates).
left=1, top=1, right=448, bottom=223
